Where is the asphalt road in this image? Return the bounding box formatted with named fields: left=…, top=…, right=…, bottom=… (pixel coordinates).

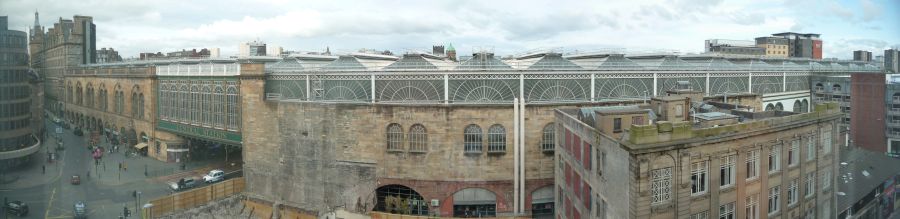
left=2, top=121, right=171, bottom=219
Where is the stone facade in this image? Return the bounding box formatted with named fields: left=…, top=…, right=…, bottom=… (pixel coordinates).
left=30, top=13, right=96, bottom=115
left=555, top=102, right=841, bottom=219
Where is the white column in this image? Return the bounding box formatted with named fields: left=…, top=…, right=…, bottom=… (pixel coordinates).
left=371, top=74, right=376, bottom=103
left=705, top=72, right=711, bottom=95
left=782, top=72, right=787, bottom=92
left=590, top=73, right=596, bottom=102
left=305, top=75, right=310, bottom=100
left=513, top=97, right=519, bottom=214
left=519, top=97, right=526, bottom=213
left=748, top=72, right=753, bottom=93
left=652, top=72, right=658, bottom=96
left=444, top=74, right=449, bottom=104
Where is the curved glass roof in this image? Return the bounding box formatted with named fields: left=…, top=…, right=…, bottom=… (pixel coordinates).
left=457, top=53, right=512, bottom=70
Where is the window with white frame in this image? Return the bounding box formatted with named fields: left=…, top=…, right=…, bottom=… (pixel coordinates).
left=691, top=211, right=709, bottom=219
left=487, top=124, right=506, bottom=153
left=386, top=123, right=403, bottom=151
left=789, top=140, right=799, bottom=167
left=721, top=155, right=736, bottom=188
left=768, top=186, right=780, bottom=215
left=719, top=202, right=735, bottom=219
left=823, top=131, right=832, bottom=154
left=463, top=124, right=483, bottom=153
left=541, top=123, right=554, bottom=152
left=650, top=167, right=672, bottom=204
left=788, top=179, right=798, bottom=206
left=408, top=124, right=427, bottom=152
left=769, top=145, right=781, bottom=173
left=747, top=150, right=760, bottom=180
left=823, top=171, right=831, bottom=190
left=807, top=136, right=816, bottom=161
left=746, top=194, right=759, bottom=219
left=691, top=161, right=708, bottom=195
left=805, top=172, right=816, bottom=198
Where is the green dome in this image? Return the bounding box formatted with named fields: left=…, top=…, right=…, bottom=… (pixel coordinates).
left=446, top=43, right=455, bottom=51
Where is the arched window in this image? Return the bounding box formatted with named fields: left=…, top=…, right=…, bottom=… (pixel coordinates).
left=202, top=85, right=212, bottom=126
left=386, top=123, right=403, bottom=151
left=226, top=86, right=240, bottom=130
left=893, top=93, right=900, bottom=102
left=138, top=93, right=144, bottom=119
left=375, top=185, right=429, bottom=215
left=191, top=85, right=199, bottom=125
left=801, top=99, right=809, bottom=113
left=814, top=83, right=823, bottom=91
left=86, top=84, right=94, bottom=108
left=75, top=83, right=83, bottom=105
left=793, top=100, right=802, bottom=113
left=158, top=84, right=167, bottom=120
left=775, top=102, right=784, bottom=111
left=541, top=123, right=555, bottom=152
left=832, top=84, right=841, bottom=92
left=487, top=124, right=506, bottom=153
left=132, top=91, right=138, bottom=118
left=180, top=85, right=188, bottom=123
left=214, top=86, right=225, bottom=128
left=99, top=85, right=107, bottom=112
left=464, top=125, right=483, bottom=153
left=765, top=103, right=775, bottom=111
left=409, top=124, right=427, bottom=152
left=452, top=188, right=497, bottom=217
left=531, top=186, right=554, bottom=217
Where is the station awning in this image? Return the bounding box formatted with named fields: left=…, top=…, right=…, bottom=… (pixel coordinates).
left=134, top=143, right=148, bottom=149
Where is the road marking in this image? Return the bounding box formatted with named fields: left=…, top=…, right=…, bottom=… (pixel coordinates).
left=45, top=215, right=72, bottom=219
left=45, top=187, right=56, bottom=219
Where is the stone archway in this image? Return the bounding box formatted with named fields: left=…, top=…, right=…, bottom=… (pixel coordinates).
left=452, top=188, right=497, bottom=217
left=374, top=184, right=429, bottom=215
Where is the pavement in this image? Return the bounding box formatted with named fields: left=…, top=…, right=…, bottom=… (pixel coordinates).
left=0, top=119, right=241, bottom=219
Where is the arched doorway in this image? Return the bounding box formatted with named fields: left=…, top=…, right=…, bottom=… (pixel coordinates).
left=374, top=185, right=429, bottom=215
left=793, top=100, right=802, bottom=113
left=765, top=103, right=775, bottom=111
left=801, top=99, right=809, bottom=112
left=452, top=188, right=497, bottom=217
left=775, top=102, right=784, bottom=111
left=531, top=186, right=554, bottom=219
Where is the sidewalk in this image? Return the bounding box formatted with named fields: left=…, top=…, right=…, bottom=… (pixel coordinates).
left=0, top=132, right=66, bottom=190
left=90, top=145, right=223, bottom=186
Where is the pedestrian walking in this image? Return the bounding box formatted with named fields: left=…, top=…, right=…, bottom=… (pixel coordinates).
left=42, top=165, right=46, bottom=174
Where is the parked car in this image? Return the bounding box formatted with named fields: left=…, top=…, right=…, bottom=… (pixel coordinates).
left=71, top=175, right=81, bottom=185
left=203, top=169, right=225, bottom=183
left=169, top=177, right=198, bottom=191
left=73, top=201, right=86, bottom=219
left=4, top=201, right=28, bottom=217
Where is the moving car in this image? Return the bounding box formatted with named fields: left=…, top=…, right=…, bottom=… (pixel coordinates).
left=71, top=175, right=81, bottom=185
left=4, top=201, right=28, bottom=217
left=169, top=177, right=198, bottom=191
left=203, top=169, right=225, bottom=183
left=74, top=201, right=86, bottom=219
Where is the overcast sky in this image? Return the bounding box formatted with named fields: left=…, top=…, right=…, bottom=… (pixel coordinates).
left=1, top=0, right=898, bottom=59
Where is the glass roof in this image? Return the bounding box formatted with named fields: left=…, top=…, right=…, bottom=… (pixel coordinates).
left=684, top=58, right=739, bottom=70
left=384, top=54, right=439, bottom=70
left=630, top=56, right=699, bottom=70
left=526, top=53, right=582, bottom=70
left=323, top=56, right=367, bottom=70
left=597, top=55, right=643, bottom=70
left=265, top=58, right=304, bottom=72
left=457, top=53, right=512, bottom=70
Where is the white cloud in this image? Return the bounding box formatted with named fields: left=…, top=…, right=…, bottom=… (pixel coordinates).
left=1, top=0, right=895, bottom=59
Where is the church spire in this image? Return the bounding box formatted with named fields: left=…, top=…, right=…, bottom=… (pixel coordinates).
left=33, top=10, right=39, bottom=27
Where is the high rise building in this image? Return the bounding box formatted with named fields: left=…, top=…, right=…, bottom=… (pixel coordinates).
left=771, top=32, right=822, bottom=59
left=886, top=49, right=899, bottom=73
left=29, top=12, right=97, bottom=116
left=239, top=40, right=266, bottom=57
left=853, top=50, right=872, bottom=62
left=210, top=48, right=221, bottom=58
left=755, top=37, right=789, bottom=58
left=0, top=16, right=41, bottom=170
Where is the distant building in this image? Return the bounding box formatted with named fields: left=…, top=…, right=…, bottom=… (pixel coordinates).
left=29, top=11, right=95, bottom=116
left=96, top=47, right=122, bottom=63
left=886, top=49, right=900, bottom=73
left=755, top=37, right=789, bottom=58
left=239, top=40, right=266, bottom=57
left=267, top=46, right=283, bottom=57
left=555, top=93, right=841, bottom=218
left=771, top=32, right=822, bottom=59
left=209, top=48, right=220, bottom=58
left=139, top=52, right=164, bottom=60
left=705, top=39, right=766, bottom=56
left=446, top=43, right=457, bottom=61
left=853, top=50, right=872, bottom=62
left=432, top=45, right=445, bottom=56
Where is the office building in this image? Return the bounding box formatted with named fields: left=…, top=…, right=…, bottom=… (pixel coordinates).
left=853, top=50, right=872, bottom=62
left=239, top=40, right=266, bottom=57
left=771, top=32, right=822, bottom=59
left=755, top=37, right=790, bottom=58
